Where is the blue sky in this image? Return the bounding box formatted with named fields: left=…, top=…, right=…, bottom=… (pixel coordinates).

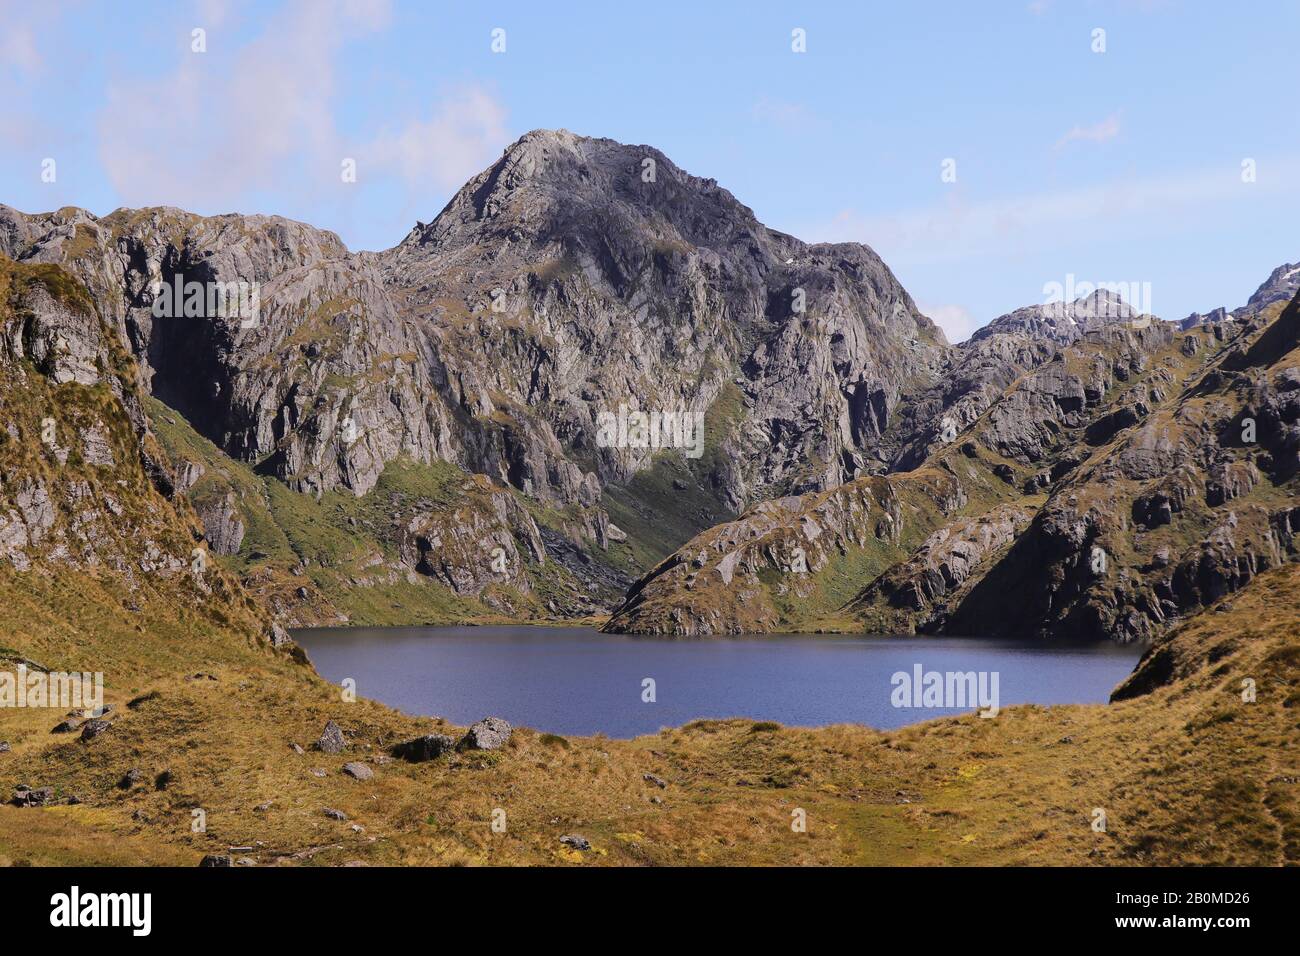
left=2, top=0, right=1296, bottom=341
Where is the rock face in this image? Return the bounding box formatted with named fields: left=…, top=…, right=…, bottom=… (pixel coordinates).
left=0, top=131, right=945, bottom=516
left=193, top=491, right=245, bottom=556
left=609, top=280, right=1300, bottom=642
left=1, top=132, right=1295, bottom=648
left=382, top=129, right=947, bottom=507
left=851, top=503, right=1037, bottom=632
left=396, top=474, right=546, bottom=600
left=0, top=130, right=957, bottom=618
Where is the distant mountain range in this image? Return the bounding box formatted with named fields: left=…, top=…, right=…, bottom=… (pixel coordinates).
left=2, top=129, right=1297, bottom=644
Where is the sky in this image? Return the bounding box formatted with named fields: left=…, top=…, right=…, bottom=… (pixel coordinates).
left=2, top=0, right=1297, bottom=342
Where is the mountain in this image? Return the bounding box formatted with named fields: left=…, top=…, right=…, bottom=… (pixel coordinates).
left=1179, top=261, right=1299, bottom=329
left=0, top=139, right=1296, bottom=867
left=1, top=130, right=1296, bottom=648
left=606, top=283, right=1300, bottom=639
left=0, top=129, right=951, bottom=623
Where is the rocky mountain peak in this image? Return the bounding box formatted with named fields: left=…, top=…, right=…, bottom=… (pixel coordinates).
left=1246, top=260, right=1300, bottom=310
left=971, top=288, right=1148, bottom=346
left=391, top=129, right=787, bottom=269
left=1179, top=259, right=1298, bottom=329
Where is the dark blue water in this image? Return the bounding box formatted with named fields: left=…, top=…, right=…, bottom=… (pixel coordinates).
left=293, top=626, right=1143, bottom=738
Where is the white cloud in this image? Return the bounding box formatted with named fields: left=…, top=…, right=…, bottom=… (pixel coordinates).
left=807, top=157, right=1297, bottom=267
left=919, top=303, right=979, bottom=344
left=360, top=87, right=509, bottom=193
left=0, top=0, right=59, bottom=78
left=1053, top=113, right=1121, bottom=151
left=95, top=0, right=507, bottom=244
left=98, top=0, right=391, bottom=212
left=0, top=25, right=41, bottom=75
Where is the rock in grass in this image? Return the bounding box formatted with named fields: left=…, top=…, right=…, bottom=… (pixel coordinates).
left=643, top=772, right=667, bottom=789
left=316, top=720, right=346, bottom=754
left=323, top=807, right=348, bottom=821
left=79, top=719, right=111, bottom=742
left=390, top=733, right=455, bottom=762
left=458, top=717, right=512, bottom=751
left=199, top=855, right=232, bottom=867
left=342, top=762, right=373, bottom=781
left=268, top=622, right=292, bottom=649
left=559, top=834, right=591, bottom=851
left=118, top=768, right=143, bottom=789
left=11, top=785, right=54, bottom=807
left=51, top=720, right=80, bottom=734
left=0, top=742, right=9, bottom=753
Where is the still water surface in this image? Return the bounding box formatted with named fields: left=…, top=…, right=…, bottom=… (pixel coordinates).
left=294, top=625, right=1143, bottom=738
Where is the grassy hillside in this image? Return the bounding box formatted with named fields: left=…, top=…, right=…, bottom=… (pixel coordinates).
left=145, top=396, right=630, bottom=627
left=2, top=553, right=1294, bottom=866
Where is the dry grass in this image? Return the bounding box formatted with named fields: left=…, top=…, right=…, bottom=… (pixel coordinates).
left=1, top=559, right=1295, bottom=866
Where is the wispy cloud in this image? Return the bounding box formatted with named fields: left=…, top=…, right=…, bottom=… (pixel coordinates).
left=0, top=0, right=59, bottom=78
left=806, top=157, right=1294, bottom=267
left=1053, top=113, right=1121, bottom=151
left=95, top=0, right=506, bottom=233
left=919, top=302, right=979, bottom=344
left=98, top=0, right=390, bottom=211
left=359, top=87, right=508, bottom=194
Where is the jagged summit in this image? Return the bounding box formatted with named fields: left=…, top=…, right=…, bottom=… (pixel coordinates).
left=1246, top=261, right=1300, bottom=310
left=971, top=289, right=1149, bottom=346
left=1179, top=260, right=1299, bottom=329
left=392, top=128, right=786, bottom=267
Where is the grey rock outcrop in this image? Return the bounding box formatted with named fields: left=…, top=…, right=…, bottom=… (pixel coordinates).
left=315, top=720, right=346, bottom=754
left=390, top=733, right=456, bottom=762
left=194, top=491, right=245, bottom=556
left=458, top=716, right=512, bottom=751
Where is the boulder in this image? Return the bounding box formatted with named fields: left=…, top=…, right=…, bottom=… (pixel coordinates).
left=79, top=719, right=111, bottom=742
left=315, top=719, right=346, bottom=754
left=11, top=785, right=54, bottom=807
left=268, top=622, right=292, bottom=649
left=559, top=834, right=591, bottom=851
left=390, top=733, right=456, bottom=762
left=118, top=768, right=143, bottom=789
left=458, top=716, right=512, bottom=751
left=341, top=762, right=373, bottom=781
left=199, top=855, right=233, bottom=867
